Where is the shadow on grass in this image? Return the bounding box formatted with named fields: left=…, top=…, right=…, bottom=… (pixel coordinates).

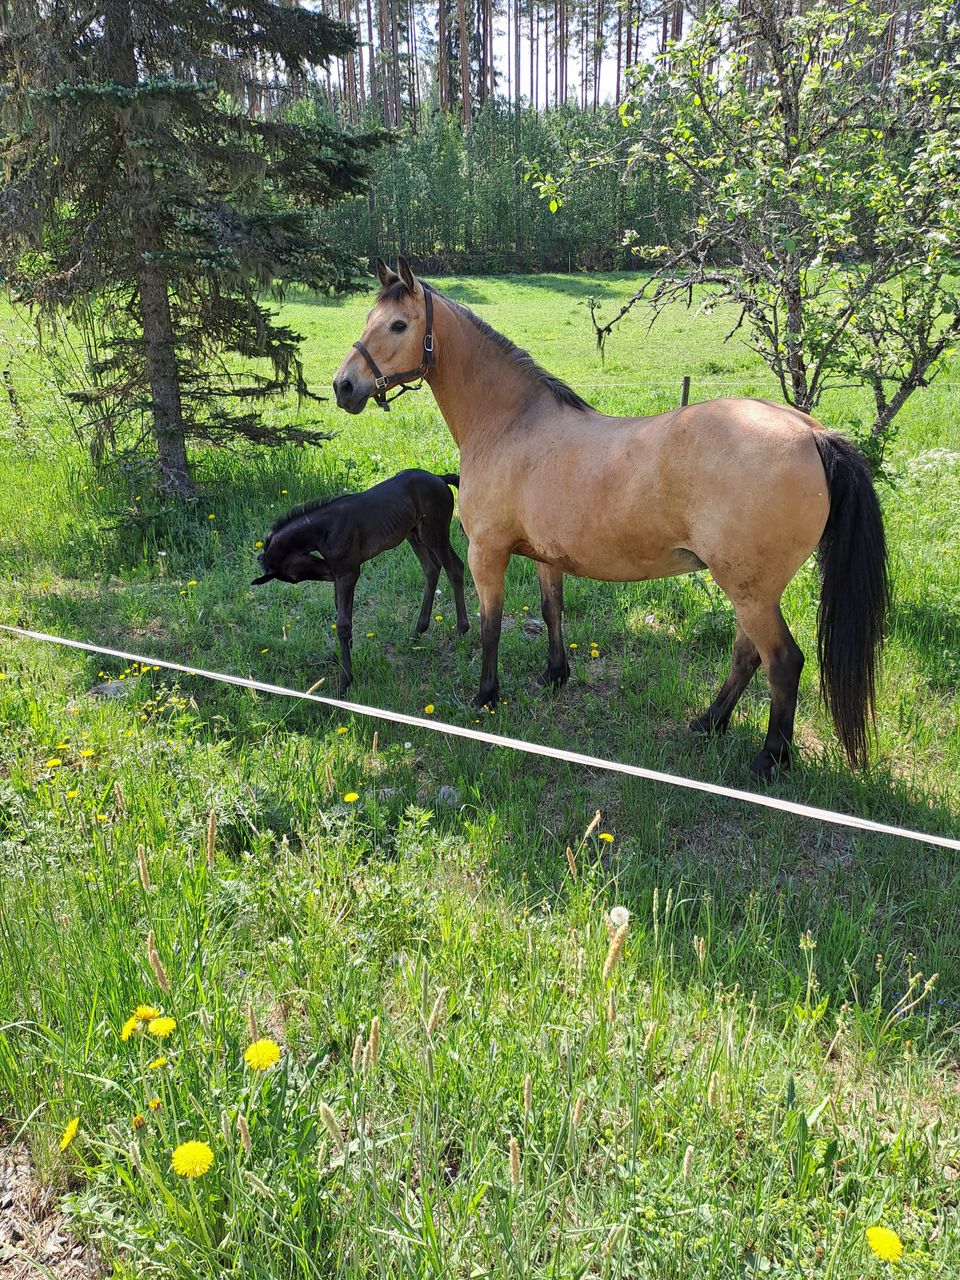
left=6, top=569, right=960, bottom=1004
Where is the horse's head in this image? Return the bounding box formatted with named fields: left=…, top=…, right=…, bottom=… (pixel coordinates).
left=333, top=257, right=434, bottom=414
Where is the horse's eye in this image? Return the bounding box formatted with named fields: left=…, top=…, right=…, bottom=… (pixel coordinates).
left=390, top=320, right=408, bottom=333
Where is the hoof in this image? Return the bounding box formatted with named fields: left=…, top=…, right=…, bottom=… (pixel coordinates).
left=749, top=748, right=791, bottom=781
left=689, top=713, right=719, bottom=736
left=471, top=688, right=499, bottom=710
left=536, top=666, right=569, bottom=689
left=456, top=621, right=470, bottom=636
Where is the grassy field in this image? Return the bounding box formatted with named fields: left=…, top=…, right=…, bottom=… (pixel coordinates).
left=1, top=274, right=959, bottom=1276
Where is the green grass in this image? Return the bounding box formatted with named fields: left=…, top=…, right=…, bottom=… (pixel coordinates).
left=1, top=274, right=959, bottom=1277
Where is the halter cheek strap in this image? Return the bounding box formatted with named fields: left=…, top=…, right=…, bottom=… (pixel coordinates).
left=352, top=285, right=435, bottom=411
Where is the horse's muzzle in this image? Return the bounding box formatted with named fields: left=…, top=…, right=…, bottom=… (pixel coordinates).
left=333, top=374, right=370, bottom=415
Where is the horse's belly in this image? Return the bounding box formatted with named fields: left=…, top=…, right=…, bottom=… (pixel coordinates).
left=513, top=538, right=703, bottom=582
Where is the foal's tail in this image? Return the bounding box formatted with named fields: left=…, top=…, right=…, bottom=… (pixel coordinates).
left=813, top=431, right=890, bottom=769
left=441, top=473, right=460, bottom=489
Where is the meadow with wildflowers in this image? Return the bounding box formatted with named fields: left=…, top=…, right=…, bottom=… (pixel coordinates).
left=1, top=276, right=959, bottom=1276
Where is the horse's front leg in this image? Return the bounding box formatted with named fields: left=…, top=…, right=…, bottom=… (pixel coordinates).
left=468, top=543, right=508, bottom=708
left=535, top=563, right=569, bottom=689
left=333, top=569, right=359, bottom=695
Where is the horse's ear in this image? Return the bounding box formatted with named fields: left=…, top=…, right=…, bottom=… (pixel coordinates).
left=397, top=257, right=416, bottom=293
left=376, top=258, right=397, bottom=288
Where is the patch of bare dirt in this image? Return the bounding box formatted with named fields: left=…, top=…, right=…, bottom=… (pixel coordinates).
left=0, top=1144, right=101, bottom=1279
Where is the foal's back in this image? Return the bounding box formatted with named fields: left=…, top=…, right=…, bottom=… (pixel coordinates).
left=271, top=469, right=455, bottom=566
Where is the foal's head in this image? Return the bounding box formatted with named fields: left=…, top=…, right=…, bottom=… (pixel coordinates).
left=333, top=257, right=432, bottom=414
left=251, top=509, right=336, bottom=586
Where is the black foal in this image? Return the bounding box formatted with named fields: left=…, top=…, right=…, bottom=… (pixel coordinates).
left=252, top=470, right=470, bottom=693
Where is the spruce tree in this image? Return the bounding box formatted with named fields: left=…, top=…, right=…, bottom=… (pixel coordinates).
left=0, top=1, right=383, bottom=493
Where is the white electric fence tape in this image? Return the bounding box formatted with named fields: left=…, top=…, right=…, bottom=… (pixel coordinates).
left=2, top=623, right=958, bottom=851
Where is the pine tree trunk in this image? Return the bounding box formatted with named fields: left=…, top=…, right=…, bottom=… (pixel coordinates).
left=615, top=4, right=622, bottom=101
left=105, top=0, right=191, bottom=493
left=459, top=0, right=471, bottom=124
left=544, top=5, right=550, bottom=110
left=366, top=0, right=379, bottom=113
left=137, top=254, right=192, bottom=492
left=514, top=0, right=521, bottom=105
left=439, top=0, right=448, bottom=110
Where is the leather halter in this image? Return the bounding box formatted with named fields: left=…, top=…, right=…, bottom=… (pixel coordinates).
left=352, top=284, right=435, bottom=411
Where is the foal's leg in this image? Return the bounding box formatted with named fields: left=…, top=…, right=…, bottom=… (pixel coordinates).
left=689, top=625, right=761, bottom=735
left=408, top=532, right=442, bottom=635
left=736, top=600, right=804, bottom=780
left=420, top=519, right=470, bottom=635
left=438, top=540, right=470, bottom=635
left=468, top=543, right=509, bottom=708
left=334, top=570, right=359, bottom=695
left=535, top=563, right=569, bottom=688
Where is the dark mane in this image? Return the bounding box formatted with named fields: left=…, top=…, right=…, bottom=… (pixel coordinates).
left=267, top=494, right=346, bottom=539
left=376, top=277, right=591, bottom=412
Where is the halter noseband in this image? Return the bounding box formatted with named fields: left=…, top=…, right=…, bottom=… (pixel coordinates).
left=352, top=284, right=435, bottom=411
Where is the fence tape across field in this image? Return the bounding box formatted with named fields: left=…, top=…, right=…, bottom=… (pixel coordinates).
left=3, top=622, right=959, bottom=852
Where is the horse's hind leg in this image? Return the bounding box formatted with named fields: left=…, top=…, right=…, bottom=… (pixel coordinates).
left=408, top=532, right=442, bottom=635
left=690, top=625, right=760, bottom=735
left=735, top=600, right=804, bottom=780
left=535, top=563, right=569, bottom=688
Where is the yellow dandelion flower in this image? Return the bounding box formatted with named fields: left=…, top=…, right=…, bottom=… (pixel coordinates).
left=187, top=579, right=198, bottom=587
left=0, top=673, right=6, bottom=679
left=866, top=1227, right=903, bottom=1263
left=120, top=1015, right=140, bottom=1041
left=45, top=757, right=63, bottom=767
left=244, top=1038, right=282, bottom=1071
left=79, top=748, right=94, bottom=758
left=132, top=1113, right=146, bottom=1131
left=336, top=726, right=347, bottom=734
left=148, top=1056, right=167, bottom=1070
left=207, top=514, right=215, bottom=520
left=254, top=540, right=264, bottom=549
left=366, top=632, right=375, bottom=638
left=59, top=1116, right=79, bottom=1150
left=424, top=704, right=435, bottom=714
left=281, top=489, right=288, bottom=495
left=599, top=832, right=614, bottom=843
left=66, top=790, right=79, bottom=799
left=171, top=1140, right=213, bottom=1178
left=134, top=1004, right=160, bottom=1022
left=569, top=643, right=578, bottom=650
left=343, top=791, right=359, bottom=803
left=148, top=1096, right=162, bottom=1111
left=148, top=1016, right=177, bottom=1038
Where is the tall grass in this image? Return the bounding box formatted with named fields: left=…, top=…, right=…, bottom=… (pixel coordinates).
left=1, top=275, right=958, bottom=1276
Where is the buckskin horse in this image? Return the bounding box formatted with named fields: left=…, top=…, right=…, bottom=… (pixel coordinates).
left=332, top=258, right=889, bottom=778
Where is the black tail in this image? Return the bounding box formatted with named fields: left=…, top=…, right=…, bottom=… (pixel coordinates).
left=441, top=473, right=460, bottom=489
left=813, top=431, right=890, bottom=768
